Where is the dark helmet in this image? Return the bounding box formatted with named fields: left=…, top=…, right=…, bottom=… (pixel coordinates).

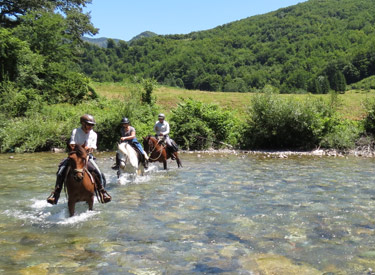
left=121, top=117, right=130, bottom=124
left=80, top=114, right=96, bottom=125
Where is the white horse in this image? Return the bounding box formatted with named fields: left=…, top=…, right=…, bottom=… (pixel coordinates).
left=117, top=142, right=144, bottom=178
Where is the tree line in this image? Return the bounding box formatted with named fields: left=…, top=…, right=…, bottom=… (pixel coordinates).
left=80, top=0, right=375, bottom=94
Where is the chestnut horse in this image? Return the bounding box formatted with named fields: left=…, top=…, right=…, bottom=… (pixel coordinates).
left=143, top=135, right=182, bottom=169
left=65, top=145, right=96, bottom=216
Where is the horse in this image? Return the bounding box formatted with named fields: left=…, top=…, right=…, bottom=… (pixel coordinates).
left=64, top=144, right=96, bottom=216
left=117, top=142, right=145, bottom=177
left=143, top=135, right=182, bottom=170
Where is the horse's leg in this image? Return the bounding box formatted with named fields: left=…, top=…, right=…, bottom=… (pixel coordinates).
left=88, top=196, right=94, bottom=211
left=175, top=153, right=182, bottom=168
left=163, top=160, right=167, bottom=170
left=139, top=165, right=144, bottom=176
left=68, top=200, right=75, bottom=217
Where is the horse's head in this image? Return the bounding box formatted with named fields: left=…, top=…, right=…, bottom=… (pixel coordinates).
left=68, top=144, right=88, bottom=181
left=143, top=135, right=157, bottom=153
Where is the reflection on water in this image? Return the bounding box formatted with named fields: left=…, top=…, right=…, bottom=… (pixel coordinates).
left=1, top=151, right=375, bottom=274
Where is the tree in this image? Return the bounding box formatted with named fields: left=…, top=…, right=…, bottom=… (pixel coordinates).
left=0, top=0, right=97, bottom=39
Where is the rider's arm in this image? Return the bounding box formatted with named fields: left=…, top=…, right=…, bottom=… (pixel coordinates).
left=162, top=122, right=170, bottom=136
left=120, top=128, right=136, bottom=141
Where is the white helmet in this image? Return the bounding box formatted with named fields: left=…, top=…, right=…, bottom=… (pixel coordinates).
left=158, top=113, right=165, bottom=119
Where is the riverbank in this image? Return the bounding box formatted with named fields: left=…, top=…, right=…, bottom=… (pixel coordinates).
left=47, top=145, right=375, bottom=160
left=182, top=147, right=375, bottom=158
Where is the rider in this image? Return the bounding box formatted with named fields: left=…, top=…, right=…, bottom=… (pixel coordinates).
left=112, top=117, right=148, bottom=170
left=47, top=114, right=111, bottom=204
left=153, top=113, right=177, bottom=157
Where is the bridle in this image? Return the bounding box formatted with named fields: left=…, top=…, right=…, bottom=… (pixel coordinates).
left=69, top=150, right=89, bottom=182
left=147, top=137, right=163, bottom=161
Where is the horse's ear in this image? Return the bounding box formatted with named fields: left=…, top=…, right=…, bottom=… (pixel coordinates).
left=68, top=144, right=75, bottom=152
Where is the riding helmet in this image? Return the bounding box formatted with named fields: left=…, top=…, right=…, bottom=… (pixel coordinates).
left=80, top=114, right=96, bottom=125
left=121, top=117, right=130, bottom=124
left=158, top=113, right=165, bottom=119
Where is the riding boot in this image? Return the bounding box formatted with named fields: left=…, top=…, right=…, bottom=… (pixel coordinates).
left=143, top=151, right=149, bottom=161
left=111, top=153, right=120, bottom=170
left=142, top=152, right=149, bottom=169
left=47, top=175, right=63, bottom=205
left=168, top=147, right=176, bottom=160
left=95, top=174, right=111, bottom=203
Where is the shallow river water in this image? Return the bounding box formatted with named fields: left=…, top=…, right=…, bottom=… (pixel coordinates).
left=1, top=151, right=375, bottom=274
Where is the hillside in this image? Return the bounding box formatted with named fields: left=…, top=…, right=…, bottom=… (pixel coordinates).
left=81, top=0, right=375, bottom=94
left=91, top=81, right=375, bottom=121
left=82, top=31, right=157, bottom=47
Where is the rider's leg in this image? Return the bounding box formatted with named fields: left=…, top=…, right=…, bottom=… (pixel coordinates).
left=133, top=140, right=149, bottom=168
left=111, top=152, right=120, bottom=170
left=164, top=136, right=176, bottom=159
left=47, top=158, right=68, bottom=205
left=88, top=157, right=111, bottom=203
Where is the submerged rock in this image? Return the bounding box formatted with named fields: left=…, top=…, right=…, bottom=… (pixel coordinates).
left=240, top=253, right=321, bottom=274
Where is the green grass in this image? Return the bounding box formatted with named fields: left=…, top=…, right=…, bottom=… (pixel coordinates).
left=91, top=81, right=375, bottom=121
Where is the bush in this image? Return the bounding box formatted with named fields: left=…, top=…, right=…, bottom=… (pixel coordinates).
left=0, top=96, right=157, bottom=153
left=320, top=119, right=362, bottom=150
left=363, top=98, right=375, bottom=135
left=0, top=81, right=44, bottom=117
left=170, top=99, right=241, bottom=150
left=243, top=91, right=332, bottom=149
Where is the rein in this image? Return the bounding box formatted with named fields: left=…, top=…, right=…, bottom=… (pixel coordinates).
left=147, top=139, right=163, bottom=161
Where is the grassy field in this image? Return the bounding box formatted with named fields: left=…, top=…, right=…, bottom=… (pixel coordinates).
left=92, top=82, right=375, bottom=120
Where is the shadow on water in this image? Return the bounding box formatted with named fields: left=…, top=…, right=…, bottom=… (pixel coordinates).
left=1, top=151, right=375, bottom=274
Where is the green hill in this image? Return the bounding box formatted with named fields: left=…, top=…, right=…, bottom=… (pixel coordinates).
left=81, top=0, right=375, bottom=94
left=82, top=31, right=157, bottom=47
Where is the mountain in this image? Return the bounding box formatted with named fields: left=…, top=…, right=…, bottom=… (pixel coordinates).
left=82, top=31, right=157, bottom=47
left=81, top=0, right=375, bottom=93
left=128, top=31, right=157, bottom=43
left=81, top=37, right=119, bottom=47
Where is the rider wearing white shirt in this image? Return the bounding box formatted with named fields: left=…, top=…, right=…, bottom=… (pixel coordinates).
left=154, top=113, right=177, bottom=156
left=47, top=114, right=111, bottom=205
left=70, top=127, right=97, bottom=150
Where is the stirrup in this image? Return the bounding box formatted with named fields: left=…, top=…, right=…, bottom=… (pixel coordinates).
left=47, top=192, right=58, bottom=205
left=99, top=189, right=111, bottom=203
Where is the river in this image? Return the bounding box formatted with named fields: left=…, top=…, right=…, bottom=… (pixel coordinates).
left=1, top=151, right=375, bottom=274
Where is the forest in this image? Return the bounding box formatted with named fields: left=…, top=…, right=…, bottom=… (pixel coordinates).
left=1, top=0, right=375, bottom=153
left=81, top=0, right=375, bottom=94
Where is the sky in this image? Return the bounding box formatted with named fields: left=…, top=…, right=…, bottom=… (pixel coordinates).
left=84, top=0, right=308, bottom=41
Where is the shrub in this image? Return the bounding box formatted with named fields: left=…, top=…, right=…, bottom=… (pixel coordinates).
left=363, top=98, right=375, bottom=135
left=0, top=81, right=44, bottom=117
left=243, top=91, right=332, bottom=149
left=170, top=99, right=241, bottom=150
left=320, top=119, right=362, bottom=150
left=0, top=96, right=157, bottom=152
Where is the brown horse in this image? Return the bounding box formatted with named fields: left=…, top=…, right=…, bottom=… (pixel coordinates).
left=65, top=145, right=96, bottom=216
left=143, top=135, right=182, bottom=169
